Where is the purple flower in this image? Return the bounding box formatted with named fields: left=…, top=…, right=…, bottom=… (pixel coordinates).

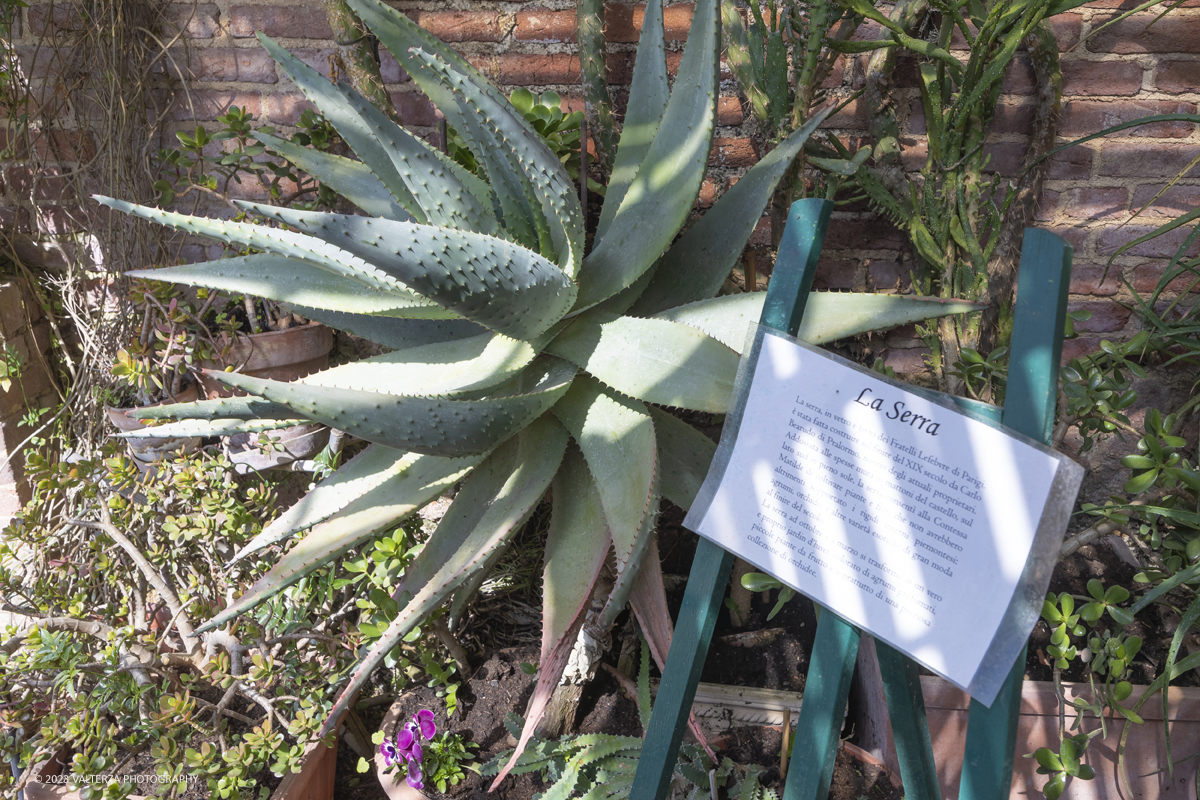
left=405, top=756, right=425, bottom=790
left=413, top=709, right=436, bottom=740
left=379, top=738, right=401, bottom=768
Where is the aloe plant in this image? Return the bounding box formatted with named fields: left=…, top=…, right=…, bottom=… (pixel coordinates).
left=97, top=0, right=982, bottom=776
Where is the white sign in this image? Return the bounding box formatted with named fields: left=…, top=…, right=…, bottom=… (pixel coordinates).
left=685, top=328, right=1084, bottom=705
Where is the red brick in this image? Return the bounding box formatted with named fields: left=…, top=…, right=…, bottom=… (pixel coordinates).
left=1034, top=190, right=1060, bottom=222
left=717, top=96, right=743, bottom=126
left=825, top=219, right=904, bottom=250
left=1050, top=14, right=1083, bottom=50
left=515, top=8, right=575, bottom=42
left=291, top=48, right=341, bottom=80
left=1085, top=0, right=1200, bottom=7
left=407, top=11, right=506, bottom=43
left=6, top=166, right=74, bottom=204
left=1066, top=300, right=1130, bottom=332
left=1061, top=61, right=1143, bottom=97
left=992, top=103, right=1034, bottom=134
left=1089, top=15, right=1200, bottom=53
left=884, top=348, right=931, bottom=375
left=262, top=93, right=314, bottom=125
left=169, top=91, right=262, bottom=121
left=181, top=48, right=277, bottom=83
left=32, top=130, right=96, bottom=162
left=709, top=138, right=756, bottom=168
left=1130, top=261, right=1200, bottom=293
left=165, top=3, right=221, bottom=38
left=379, top=52, right=410, bottom=85
left=18, top=46, right=70, bottom=80
left=697, top=179, right=716, bottom=208
left=391, top=91, right=438, bottom=127
left=1002, top=57, right=1036, bottom=95
left=900, top=139, right=928, bottom=172
left=822, top=56, right=845, bottom=90
left=28, top=4, right=82, bottom=34
left=607, top=3, right=693, bottom=42
left=868, top=260, right=911, bottom=292
left=605, top=51, right=684, bottom=84
left=0, top=207, right=30, bottom=233
left=1060, top=100, right=1197, bottom=139
left=814, top=258, right=858, bottom=290
left=498, top=54, right=582, bottom=85
left=1044, top=225, right=1090, bottom=253
left=38, top=206, right=80, bottom=236
left=228, top=6, right=333, bottom=39
left=1064, top=186, right=1128, bottom=219
left=1098, top=223, right=1200, bottom=258
left=1060, top=337, right=1102, bottom=365
left=1070, top=263, right=1122, bottom=296
left=1098, top=143, right=1200, bottom=178
left=1156, top=61, right=1200, bottom=95
left=825, top=99, right=867, bottom=130
left=983, top=142, right=1027, bottom=176
left=1131, top=185, right=1200, bottom=218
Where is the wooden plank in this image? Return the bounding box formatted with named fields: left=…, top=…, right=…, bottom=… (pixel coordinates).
left=782, top=612, right=860, bottom=800
left=876, top=640, right=940, bottom=800
left=629, top=198, right=832, bottom=800
left=958, top=228, right=1071, bottom=800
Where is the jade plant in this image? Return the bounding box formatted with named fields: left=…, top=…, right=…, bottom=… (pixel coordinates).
left=95, top=0, right=981, bottom=777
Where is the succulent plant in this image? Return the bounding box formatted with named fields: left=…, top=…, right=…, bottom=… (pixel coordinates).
left=96, top=0, right=980, bottom=774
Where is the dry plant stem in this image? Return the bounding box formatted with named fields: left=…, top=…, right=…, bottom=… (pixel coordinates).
left=728, top=558, right=754, bottom=627
left=68, top=506, right=200, bottom=654
left=1059, top=488, right=1171, bottom=558
left=322, top=0, right=401, bottom=123
left=779, top=707, right=791, bottom=778
left=1054, top=666, right=1066, bottom=741
left=429, top=618, right=471, bottom=674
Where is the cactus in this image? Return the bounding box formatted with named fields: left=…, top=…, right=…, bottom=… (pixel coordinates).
left=98, top=0, right=985, bottom=773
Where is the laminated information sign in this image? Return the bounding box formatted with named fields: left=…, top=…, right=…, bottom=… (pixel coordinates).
left=685, top=325, right=1085, bottom=705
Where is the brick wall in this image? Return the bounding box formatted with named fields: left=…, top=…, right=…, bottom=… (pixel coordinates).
left=8, top=0, right=1200, bottom=373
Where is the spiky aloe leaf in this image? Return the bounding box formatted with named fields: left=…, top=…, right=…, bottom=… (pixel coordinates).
left=594, top=0, right=667, bottom=245
left=199, top=356, right=576, bottom=456
left=258, top=34, right=424, bottom=222
left=574, top=0, right=720, bottom=308
left=233, top=203, right=577, bottom=341
left=198, top=451, right=478, bottom=633
left=235, top=445, right=415, bottom=562
left=409, top=50, right=584, bottom=278
left=599, top=468, right=659, bottom=629
left=323, top=415, right=569, bottom=735
left=300, top=333, right=538, bottom=397
left=129, top=396, right=293, bottom=422
left=252, top=132, right=410, bottom=221
left=655, top=292, right=988, bottom=353
left=127, top=255, right=447, bottom=318
left=647, top=407, right=715, bottom=510
left=283, top=310, right=485, bottom=351
left=117, top=417, right=307, bottom=439
left=631, top=106, right=837, bottom=315
left=546, top=312, right=739, bottom=413
left=551, top=378, right=656, bottom=566
left=493, top=447, right=613, bottom=787
left=96, top=198, right=410, bottom=296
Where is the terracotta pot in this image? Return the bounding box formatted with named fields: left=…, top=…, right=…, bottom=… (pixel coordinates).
left=105, top=383, right=202, bottom=465
left=870, top=675, right=1200, bottom=798
left=269, top=737, right=339, bottom=800
left=198, top=323, right=333, bottom=400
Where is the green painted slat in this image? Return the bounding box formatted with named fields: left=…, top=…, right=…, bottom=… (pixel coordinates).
left=782, top=614, right=860, bottom=800
left=958, top=228, right=1071, bottom=800
left=876, top=640, right=940, bottom=800
left=629, top=198, right=832, bottom=800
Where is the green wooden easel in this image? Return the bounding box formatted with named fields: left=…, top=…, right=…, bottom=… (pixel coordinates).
left=630, top=197, right=1073, bottom=800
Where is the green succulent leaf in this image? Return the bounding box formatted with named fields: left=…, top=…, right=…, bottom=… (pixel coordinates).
left=198, top=356, right=576, bottom=456
left=252, top=132, right=411, bottom=221
left=97, top=199, right=410, bottom=296
left=547, top=311, right=740, bottom=413
left=285, top=310, right=485, bottom=351
left=595, top=0, right=668, bottom=245
left=574, top=0, right=720, bottom=308
left=117, top=417, right=307, bottom=439
left=653, top=292, right=987, bottom=353
left=632, top=105, right=836, bottom=315
left=648, top=406, right=715, bottom=510
left=234, top=204, right=577, bottom=340
left=324, top=416, right=569, bottom=735
left=409, top=50, right=583, bottom=277
left=126, top=255, right=446, bottom=319
left=300, top=333, right=538, bottom=397
left=552, top=377, right=658, bottom=565
left=235, top=445, right=418, bottom=561
left=198, top=451, right=477, bottom=632
left=128, top=396, right=293, bottom=422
